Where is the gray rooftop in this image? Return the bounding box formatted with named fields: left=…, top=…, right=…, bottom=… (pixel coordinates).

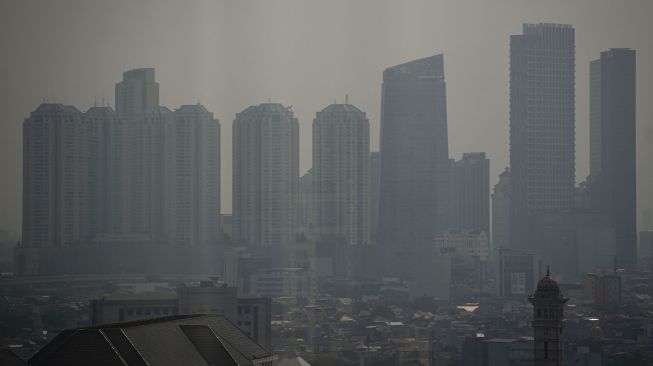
left=30, top=314, right=276, bottom=366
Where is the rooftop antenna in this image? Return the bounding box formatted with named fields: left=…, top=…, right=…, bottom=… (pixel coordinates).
left=94, top=97, right=97, bottom=107
left=345, top=94, right=349, bottom=104
left=546, top=265, right=550, bottom=277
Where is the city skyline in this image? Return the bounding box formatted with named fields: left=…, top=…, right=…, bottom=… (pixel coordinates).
left=1, top=0, right=652, bottom=236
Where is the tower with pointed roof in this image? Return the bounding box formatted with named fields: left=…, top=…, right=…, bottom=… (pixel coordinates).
left=529, top=267, right=568, bottom=366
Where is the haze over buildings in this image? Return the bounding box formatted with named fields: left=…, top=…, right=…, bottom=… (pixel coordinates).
left=1, top=1, right=652, bottom=236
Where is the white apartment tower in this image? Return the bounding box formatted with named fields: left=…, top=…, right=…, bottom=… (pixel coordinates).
left=232, top=103, right=299, bottom=246
left=313, top=103, right=370, bottom=245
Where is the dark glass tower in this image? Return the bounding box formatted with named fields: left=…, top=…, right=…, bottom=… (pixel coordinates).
left=377, top=54, right=450, bottom=249
left=589, top=49, right=637, bottom=270
left=509, top=24, right=576, bottom=249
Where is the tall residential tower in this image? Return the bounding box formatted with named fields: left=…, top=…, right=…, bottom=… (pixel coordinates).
left=313, top=103, right=370, bottom=245
left=232, top=103, right=299, bottom=246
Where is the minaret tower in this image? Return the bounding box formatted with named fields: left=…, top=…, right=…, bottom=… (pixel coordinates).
left=528, top=267, right=568, bottom=366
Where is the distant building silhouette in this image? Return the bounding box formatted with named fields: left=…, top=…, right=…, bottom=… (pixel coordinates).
left=450, top=152, right=490, bottom=235
left=588, top=49, right=637, bottom=270
left=19, top=69, right=222, bottom=275
left=313, top=103, right=370, bottom=245
left=369, top=152, right=380, bottom=242
left=115, top=68, right=159, bottom=117
left=492, top=167, right=511, bottom=251
left=378, top=54, right=450, bottom=250
left=529, top=269, right=568, bottom=366
left=169, top=105, right=221, bottom=246
left=232, top=103, right=299, bottom=246
left=297, top=169, right=316, bottom=240
left=510, top=24, right=576, bottom=250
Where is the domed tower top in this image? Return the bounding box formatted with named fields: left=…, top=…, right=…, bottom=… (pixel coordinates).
left=529, top=266, right=568, bottom=366
left=532, top=266, right=566, bottom=300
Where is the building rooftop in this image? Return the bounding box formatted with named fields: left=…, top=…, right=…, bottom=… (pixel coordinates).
left=33, top=103, right=82, bottom=115
left=85, top=106, right=117, bottom=116
left=239, top=103, right=293, bottom=115
left=384, top=54, right=444, bottom=78
left=30, top=314, right=276, bottom=366
left=319, top=103, right=363, bottom=114
left=176, top=104, right=211, bottom=115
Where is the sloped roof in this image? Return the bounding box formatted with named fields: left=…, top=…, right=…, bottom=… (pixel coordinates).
left=384, top=54, right=444, bottom=78
left=29, top=314, right=276, bottom=366
left=0, top=347, right=26, bottom=366
left=279, top=356, right=312, bottom=366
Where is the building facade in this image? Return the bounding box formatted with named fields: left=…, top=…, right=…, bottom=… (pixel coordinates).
left=510, top=24, right=576, bottom=249
left=450, top=152, right=490, bottom=235
left=492, top=168, right=511, bottom=251
left=378, top=54, right=450, bottom=249
left=588, top=49, right=637, bottom=270
left=115, top=68, right=159, bottom=117
left=168, top=105, right=221, bottom=246
left=232, top=103, right=299, bottom=246
left=313, top=103, right=370, bottom=246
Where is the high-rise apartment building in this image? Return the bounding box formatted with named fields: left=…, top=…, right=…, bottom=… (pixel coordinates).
left=22, top=104, right=89, bottom=250
left=232, top=103, right=299, bottom=246
left=126, top=106, right=170, bottom=242
left=510, top=24, right=576, bottom=248
left=378, top=54, right=450, bottom=248
left=115, top=68, right=159, bottom=117
left=85, top=106, right=129, bottom=237
left=450, top=152, right=490, bottom=235
left=589, top=49, right=637, bottom=270
left=313, top=103, right=370, bottom=245
left=168, top=105, right=221, bottom=246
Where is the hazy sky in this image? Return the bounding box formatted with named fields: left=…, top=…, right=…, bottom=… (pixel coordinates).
left=1, top=0, right=651, bottom=237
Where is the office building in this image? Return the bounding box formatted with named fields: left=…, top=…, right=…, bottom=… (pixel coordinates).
left=492, top=168, right=511, bottom=250
left=369, top=152, right=380, bottom=242
left=496, top=248, right=540, bottom=297
left=377, top=54, right=450, bottom=249
left=251, top=268, right=311, bottom=299
left=510, top=24, right=576, bottom=249
left=589, top=49, right=637, bottom=269
left=90, top=282, right=271, bottom=347
left=115, top=68, right=159, bottom=117
left=232, top=103, right=299, bottom=246
left=450, top=152, right=490, bottom=235
left=583, top=273, right=622, bottom=305
left=313, top=102, right=370, bottom=245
